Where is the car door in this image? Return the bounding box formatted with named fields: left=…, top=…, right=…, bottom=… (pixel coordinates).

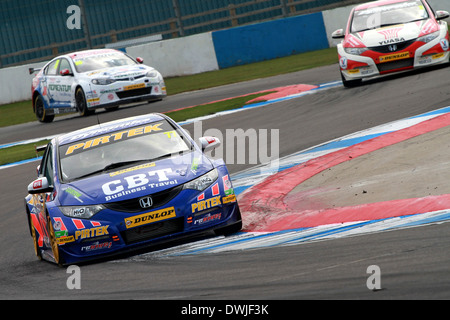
left=44, top=58, right=74, bottom=109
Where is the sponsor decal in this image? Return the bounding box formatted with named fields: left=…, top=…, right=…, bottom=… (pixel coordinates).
left=194, top=213, right=222, bottom=225
left=109, top=162, right=155, bottom=177
left=440, top=39, right=449, bottom=52
left=222, top=194, right=237, bottom=204
left=125, top=207, right=176, bottom=229
left=103, top=168, right=176, bottom=201
left=124, top=83, right=145, bottom=91
left=49, top=84, right=71, bottom=92
left=191, top=196, right=221, bottom=213
left=64, top=123, right=163, bottom=155
left=379, top=51, right=410, bottom=63
left=74, top=225, right=109, bottom=240
left=81, top=241, right=112, bottom=252
left=56, top=235, right=75, bottom=245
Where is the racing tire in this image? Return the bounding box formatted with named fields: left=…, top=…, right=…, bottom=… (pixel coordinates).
left=34, top=95, right=55, bottom=123
left=341, top=72, right=362, bottom=88
left=29, top=214, right=42, bottom=260
left=75, top=87, right=94, bottom=117
left=47, top=215, right=64, bottom=266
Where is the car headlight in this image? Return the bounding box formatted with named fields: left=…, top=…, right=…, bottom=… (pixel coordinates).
left=344, top=47, right=368, bottom=55
left=59, top=204, right=105, bottom=219
left=417, top=31, right=439, bottom=43
left=146, top=70, right=158, bottom=78
left=91, top=78, right=116, bottom=85
left=183, top=169, right=218, bottom=191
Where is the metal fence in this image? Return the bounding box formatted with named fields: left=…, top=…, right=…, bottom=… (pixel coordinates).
left=0, top=0, right=365, bottom=68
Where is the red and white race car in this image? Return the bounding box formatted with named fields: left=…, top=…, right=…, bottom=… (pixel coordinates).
left=332, top=0, right=449, bottom=87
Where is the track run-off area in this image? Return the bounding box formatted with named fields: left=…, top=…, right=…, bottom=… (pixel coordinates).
left=2, top=64, right=450, bottom=301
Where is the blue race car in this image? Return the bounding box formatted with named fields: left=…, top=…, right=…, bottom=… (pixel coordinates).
left=25, top=113, right=242, bottom=265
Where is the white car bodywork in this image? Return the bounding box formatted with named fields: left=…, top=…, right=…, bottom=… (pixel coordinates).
left=31, top=49, right=166, bottom=122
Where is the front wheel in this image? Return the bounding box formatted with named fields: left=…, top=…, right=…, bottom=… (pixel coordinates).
left=75, top=87, right=94, bottom=117
left=47, top=215, right=64, bottom=266
left=34, top=95, right=54, bottom=123
left=29, top=214, right=42, bottom=260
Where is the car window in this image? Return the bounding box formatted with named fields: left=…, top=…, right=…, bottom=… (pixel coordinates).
left=45, top=59, right=60, bottom=76
left=59, top=119, right=192, bottom=181
left=351, top=0, right=429, bottom=33
left=39, top=143, right=54, bottom=187
left=59, top=58, right=73, bottom=74
left=72, top=52, right=137, bottom=73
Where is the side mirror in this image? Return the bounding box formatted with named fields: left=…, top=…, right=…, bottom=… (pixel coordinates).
left=198, top=136, right=221, bottom=152
left=436, top=10, right=449, bottom=20
left=28, top=177, right=53, bottom=194
left=60, top=68, right=73, bottom=76
left=136, top=57, right=144, bottom=64
left=331, top=29, right=345, bottom=39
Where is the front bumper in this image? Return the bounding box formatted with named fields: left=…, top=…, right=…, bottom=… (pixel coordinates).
left=338, top=32, right=450, bottom=81
left=86, top=79, right=167, bottom=110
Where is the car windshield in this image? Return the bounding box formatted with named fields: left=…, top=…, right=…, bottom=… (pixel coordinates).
left=71, top=50, right=137, bottom=73
left=59, top=119, right=192, bottom=182
left=351, top=0, right=429, bottom=33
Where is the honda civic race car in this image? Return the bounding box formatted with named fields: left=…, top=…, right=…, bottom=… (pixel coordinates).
left=30, top=48, right=166, bottom=122
left=331, top=0, right=450, bottom=87
left=24, top=113, right=242, bottom=265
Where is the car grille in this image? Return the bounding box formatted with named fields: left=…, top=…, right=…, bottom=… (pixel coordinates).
left=116, top=87, right=152, bottom=99
left=121, top=217, right=184, bottom=244
left=103, top=185, right=183, bottom=213
left=377, top=58, right=414, bottom=73
left=368, top=39, right=416, bottom=53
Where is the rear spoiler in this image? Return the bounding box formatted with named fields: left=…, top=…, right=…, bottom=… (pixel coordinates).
left=29, top=67, right=41, bottom=75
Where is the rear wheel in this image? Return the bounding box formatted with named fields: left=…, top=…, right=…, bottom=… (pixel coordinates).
left=75, top=87, right=93, bottom=117
left=34, top=95, right=54, bottom=123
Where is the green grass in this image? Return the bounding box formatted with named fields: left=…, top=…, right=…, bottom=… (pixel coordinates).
left=0, top=140, right=50, bottom=166
left=0, top=47, right=338, bottom=128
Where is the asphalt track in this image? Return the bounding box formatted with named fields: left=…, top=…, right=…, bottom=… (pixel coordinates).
left=1, top=63, right=450, bottom=302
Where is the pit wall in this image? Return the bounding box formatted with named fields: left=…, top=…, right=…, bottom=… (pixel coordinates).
left=1, top=0, right=448, bottom=105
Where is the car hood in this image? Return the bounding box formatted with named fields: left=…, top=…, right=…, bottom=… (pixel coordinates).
left=347, top=19, right=438, bottom=47
left=58, top=151, right=214, bottom=206
left=83, top=65, right=151, bottom=79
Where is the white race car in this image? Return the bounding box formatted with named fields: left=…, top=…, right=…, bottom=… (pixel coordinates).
left=30, top=49, right=166, bottom=122
left=332, top=0, right=450, bottom=87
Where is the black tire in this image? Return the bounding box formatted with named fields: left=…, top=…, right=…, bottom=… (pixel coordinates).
left=34, top=95, right=54, bottom=123
left=75, top=87, right=93, bottom=117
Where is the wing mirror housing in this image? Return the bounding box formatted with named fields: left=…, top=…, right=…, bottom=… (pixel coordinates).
left=28, top=177, right=53, bottom=194
left=198, top=136, right=221, bottom=152
left=436, top=10, right=449, bottom=20
left=331, top=29, right=345, bottom=39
